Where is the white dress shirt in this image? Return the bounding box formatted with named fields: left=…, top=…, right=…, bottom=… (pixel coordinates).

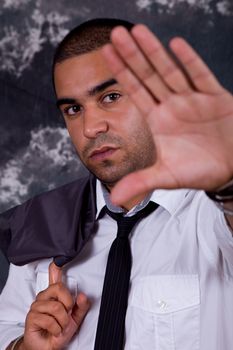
left=0, top=182, right=233, bottom=350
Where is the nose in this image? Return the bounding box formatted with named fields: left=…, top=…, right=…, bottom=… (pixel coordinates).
left=83, top=107, right=109, bottom=139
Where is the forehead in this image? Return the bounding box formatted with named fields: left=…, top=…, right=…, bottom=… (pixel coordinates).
left=54, top=50, right=114, bottom=98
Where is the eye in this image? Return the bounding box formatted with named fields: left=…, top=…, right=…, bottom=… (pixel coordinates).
left=63, top=104, right=82, bottom=117
left=102, top=92, right=121, bottom=104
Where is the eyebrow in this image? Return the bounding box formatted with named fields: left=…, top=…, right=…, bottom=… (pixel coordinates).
left=56, top=98, right=76, bottom=108
left=88, top=78, right=117, bottom=96
left=56, top=78, right=118, bottom=108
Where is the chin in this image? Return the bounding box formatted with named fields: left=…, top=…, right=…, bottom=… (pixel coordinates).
left=95, top=173, right=123, bottom=186
left=89, top=167, right=126, bottom=186
left=87, top=157, right=151, bottom=185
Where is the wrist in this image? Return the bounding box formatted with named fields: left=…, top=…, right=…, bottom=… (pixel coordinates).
left=206, top=178, right=233, bottom=202
left=7, top=336, right=24, bottom=350
left=206, top=178, right=233, bottom=216
left=17, top=337, right=25, bottom=350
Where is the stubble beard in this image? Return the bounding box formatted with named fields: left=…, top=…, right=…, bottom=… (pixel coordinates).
left=79, top=128, right=156, bottom=188
left=85, top=141, right=156, bottom=188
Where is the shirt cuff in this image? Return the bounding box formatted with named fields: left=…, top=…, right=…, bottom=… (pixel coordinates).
left=0, top=324, right=24, bottom=350
left=215, top=209, right=233, bottom=267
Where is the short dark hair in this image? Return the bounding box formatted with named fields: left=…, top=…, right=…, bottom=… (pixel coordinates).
left=53, top=18, right=134, bottom=68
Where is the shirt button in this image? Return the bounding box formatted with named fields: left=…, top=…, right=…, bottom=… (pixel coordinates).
left=157, top=300, right=167, bottom=310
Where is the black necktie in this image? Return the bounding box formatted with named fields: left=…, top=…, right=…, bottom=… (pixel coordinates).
left=94, top=201, right=158, bottom=350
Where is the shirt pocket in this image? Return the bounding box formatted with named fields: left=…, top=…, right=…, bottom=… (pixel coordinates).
left=36, top=271, right=78, bottom=298
left=129, top=274, right=200, bottom=350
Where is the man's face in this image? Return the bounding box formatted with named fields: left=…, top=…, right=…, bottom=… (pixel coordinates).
left=54, top=49, right=156, bottom=187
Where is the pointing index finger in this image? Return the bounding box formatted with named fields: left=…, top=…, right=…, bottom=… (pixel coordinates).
left=49, top=261, right=63, bottom=285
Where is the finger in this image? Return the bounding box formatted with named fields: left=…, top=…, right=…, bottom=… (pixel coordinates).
left=102, top=43, right=156, bottom=116
left=26, top=312, right=62, bottom=337
left=169, top=37, right=224, bottom=94
left=110, top=26, right=172, bottom=102
left=110, top=164, right=179, bottom=206
left=30, top=300, right=70, bottom=330
left=49, top=261, right=63, bottom=285
left=58, top=293, right=90, bottom=341
left=130, top=24, right=192, bottom=94
left=36, top=283, right=74, bottom=312
left=72, top=292, right=91, bottom=327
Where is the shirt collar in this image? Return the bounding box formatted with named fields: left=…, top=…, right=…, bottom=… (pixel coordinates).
left=150, top=188, right=190, bottom=215
left=96, top=180, right=152, bottom=218
left=96, top=179, right=190, bottom=218
left=96, top=180, right=107, bottom=218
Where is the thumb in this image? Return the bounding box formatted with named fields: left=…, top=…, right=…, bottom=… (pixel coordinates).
left=110, top=164, right=178, bottom=206
left=55, top=293, right=90, bottom=343
left=49, top=261, right=63, bottom=285
left=72, top=292, right=91, bottom=327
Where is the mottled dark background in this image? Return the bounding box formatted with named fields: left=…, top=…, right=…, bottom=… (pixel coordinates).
left=0, top=0, right=233, bottom=290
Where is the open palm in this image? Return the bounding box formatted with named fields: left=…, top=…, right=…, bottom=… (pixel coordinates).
left=102, top=24, right=233, bottom=205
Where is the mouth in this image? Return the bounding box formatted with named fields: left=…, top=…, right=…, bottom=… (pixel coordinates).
left=89, top=146, right=119, bottom=162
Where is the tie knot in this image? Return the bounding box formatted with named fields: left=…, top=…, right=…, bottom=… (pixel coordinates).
left=105, top=201, right=158, bottom=239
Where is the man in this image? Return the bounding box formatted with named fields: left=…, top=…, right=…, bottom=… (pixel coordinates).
left=0, top=18, right=233, bottom=350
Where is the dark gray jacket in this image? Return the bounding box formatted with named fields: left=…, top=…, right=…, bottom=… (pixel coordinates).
left=0, top=175, right=97, bottom=267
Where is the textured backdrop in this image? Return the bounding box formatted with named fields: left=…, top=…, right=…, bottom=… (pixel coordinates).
left=0, top=0, right=233, bottom=289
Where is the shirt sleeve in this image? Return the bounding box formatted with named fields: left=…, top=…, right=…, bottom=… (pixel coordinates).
left=196, top=191, right=233, bottom=272
left=0, top=262, right=37, bottom=349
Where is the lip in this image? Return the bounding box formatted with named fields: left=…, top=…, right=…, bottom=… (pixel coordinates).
left=89, top=146, right=119, bottom=161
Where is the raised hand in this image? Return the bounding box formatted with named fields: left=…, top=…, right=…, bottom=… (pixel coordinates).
left=102, top=25, right=233, bottom=206
left=21, top=262, right=90, bottom=350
